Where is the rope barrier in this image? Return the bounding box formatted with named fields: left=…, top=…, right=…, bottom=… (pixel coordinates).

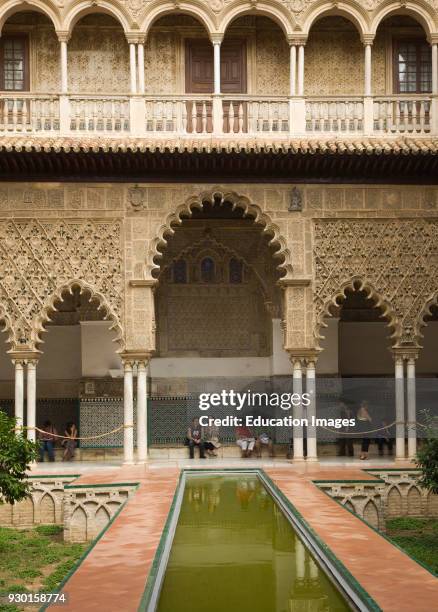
left=14, top=424, right=132, bottom=441
left=13, top=420, right=428, bottom=440
left=319, top=420, right=428, bottom=436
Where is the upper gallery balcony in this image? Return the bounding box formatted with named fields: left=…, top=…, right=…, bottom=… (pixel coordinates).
left=1, top=1, right=438, bottom=143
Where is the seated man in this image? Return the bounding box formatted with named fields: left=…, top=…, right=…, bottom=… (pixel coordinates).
left=255, top=432, right=275, bottom=458
left=236, top=425, right=256, bottom=458
left=187, top=418, right=206, bottom=459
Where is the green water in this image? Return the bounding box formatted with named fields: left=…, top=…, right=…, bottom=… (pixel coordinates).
left=157, top=475, right=351, bottom=612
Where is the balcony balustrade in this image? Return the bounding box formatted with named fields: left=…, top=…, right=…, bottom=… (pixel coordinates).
left=0, top=92, right=434, bottom=138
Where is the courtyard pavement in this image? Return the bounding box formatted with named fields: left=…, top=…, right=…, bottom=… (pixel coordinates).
left=30, top=459, right=438, bottom=612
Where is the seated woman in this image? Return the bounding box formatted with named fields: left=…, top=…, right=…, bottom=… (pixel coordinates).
left=203, top=424, right=221, bottom=457
left=236, top=425, right=256, bottom=458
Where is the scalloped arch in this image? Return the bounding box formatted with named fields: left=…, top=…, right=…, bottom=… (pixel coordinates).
left=315, top=276, right=400, bottom=348
left=0, top=302, right=14, bottom=349
left=146, top=188, right=293, bottom=280
left=64, top=0, right=133, bottom=35
left=370, top=0, right=436, bottom=37
left=301, top=0, right=370, bottom=38
left=140, top=0, right=217, bottom=37
left=219, top=0, right=295, bottom=37
left=31, top=279, right=124, bottom=351
left=0, top=0, right=62, bottom=32
left=414, top=289, right=438, bottom=346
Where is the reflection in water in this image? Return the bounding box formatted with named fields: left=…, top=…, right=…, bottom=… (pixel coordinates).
left=157, top=476, right=350, bottom=612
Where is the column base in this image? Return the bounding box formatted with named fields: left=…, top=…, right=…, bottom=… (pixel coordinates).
left=122, top=460, right=135, bottom=466
left=394, top=456, right=408, bottom=463
left=306, top=457, right=319, bottom=463
left=292, top=456, right=306, bottom=462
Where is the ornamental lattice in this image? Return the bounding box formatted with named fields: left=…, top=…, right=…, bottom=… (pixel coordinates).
left=0, top=219, right=124, bottom=350
left=313, top=219, right=438, bottom=347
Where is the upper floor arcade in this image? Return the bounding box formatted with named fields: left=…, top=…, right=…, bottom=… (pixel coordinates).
left=2, top=0, right=438, bottom=140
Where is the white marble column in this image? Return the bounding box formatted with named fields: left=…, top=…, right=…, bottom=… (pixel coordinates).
left=432, top=43, right=438, bottom=95
left=213, top=40, right=221, bottom=95
left=292, top=358, right=304, bottom=461
left=394, top=355, right=405, bottom=461
left=289, top=44, right=296, bottom=96
left=14, top=360, right=24, bottom=430
left=137, top=42, right=145, bottom=95
left=129, top=43, right=137, bottom=95
left=364, top=43, right=372, bottom=97
left=297, top=45, right=305, bottom=96
left=123, top=361, right=134, bottom=464
left=136, top=359, right=148, bottom=463
left=406, top=357, right=417, bottom=460
left=26, top=360, right=37, bottom=444
left=306, top=359, right=317, bottom=461
left=60, top=40, right=68, bottom=94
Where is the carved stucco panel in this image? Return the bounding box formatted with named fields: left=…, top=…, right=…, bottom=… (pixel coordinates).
left=313, top=219, right=438, bottom=347
left=144, top=32, right=179, bottom=94
left=68, top=28, right=130, bottom=94
left=0, top=219, right=124, bottom=350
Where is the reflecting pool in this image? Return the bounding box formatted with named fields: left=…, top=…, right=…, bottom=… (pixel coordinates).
left=157, top=475, right=351, bottom=612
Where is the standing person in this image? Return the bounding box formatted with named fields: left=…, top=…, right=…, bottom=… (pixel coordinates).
left=356, top=401, right=373, bottom=460
left=187, top=418, right=206, bottom=459
left=375, top=419, right=394, bottom=457
left=338, top=401, right=354, bottom=457
left=38, top=420, right=57, bottom=462
left=62, top=422, right=78, bottom=461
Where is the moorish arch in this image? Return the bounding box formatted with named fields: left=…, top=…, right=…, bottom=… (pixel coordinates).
left=414, top=289, right=438, bottom=348
left=0, top=302, right=15, bottom=350
left=315, top=276, right=400, bottom=349
left=32, top=279, right=124, bottom=352
left=145, top=188, right=293, bottom=281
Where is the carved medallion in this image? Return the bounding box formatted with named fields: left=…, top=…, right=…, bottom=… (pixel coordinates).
left=288, top=187, right=303, bottom=211
left=128, top=185, right=146, bottom=211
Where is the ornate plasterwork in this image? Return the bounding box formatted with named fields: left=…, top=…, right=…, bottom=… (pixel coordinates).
left=146, top=188, right=293, bottom=280
left=0, top=219, right=124, bottom=350
left=314, top=219, right=438, bottom=348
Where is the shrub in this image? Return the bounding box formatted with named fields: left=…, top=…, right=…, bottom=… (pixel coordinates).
left=0, top=412, right=39, bottom=505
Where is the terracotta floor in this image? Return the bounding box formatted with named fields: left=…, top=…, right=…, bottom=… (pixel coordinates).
left=37, top=461, right=438, bottom=611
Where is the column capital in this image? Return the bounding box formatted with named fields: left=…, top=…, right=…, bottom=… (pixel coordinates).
left=210, top=33, right=224, bottom=45
left=287, top=348, right=320, bottom=363
left=9, top=350, right=40, bottom=364
left=126, top=33, right=144, bottom=45
left=429, top=34, right=438, bottom=45
left=361, top=34, right=375, bottom=46
left=287, top=36, right=307, bottom=47
left=56, top=31, right=70, bottom=44
left=392, top=346, right=419, bottom=362
left=121, top=351, right=152, bottom=365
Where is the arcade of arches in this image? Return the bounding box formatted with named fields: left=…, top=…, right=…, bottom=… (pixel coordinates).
left=0, top=183, right=438, bottom=463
